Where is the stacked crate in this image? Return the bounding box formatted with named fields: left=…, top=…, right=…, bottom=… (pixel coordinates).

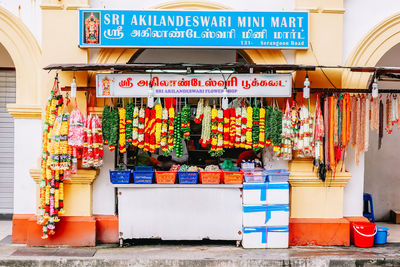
left=242, top=169, right=289, bottom=248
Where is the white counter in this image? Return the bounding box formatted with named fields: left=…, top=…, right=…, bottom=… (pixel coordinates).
left=115, top=184, right=243, bottom=242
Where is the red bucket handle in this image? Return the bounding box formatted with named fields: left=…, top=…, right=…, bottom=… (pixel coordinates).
left=353, top=225, right=377, bottom=237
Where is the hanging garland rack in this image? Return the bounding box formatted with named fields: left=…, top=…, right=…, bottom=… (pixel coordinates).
left=44, top=63, right=400, bottom=94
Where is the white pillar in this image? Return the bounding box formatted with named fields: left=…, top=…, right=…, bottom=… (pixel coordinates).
left=13, top=118, right=42, bottom=214
left=343, top=146, right=364, bottom=217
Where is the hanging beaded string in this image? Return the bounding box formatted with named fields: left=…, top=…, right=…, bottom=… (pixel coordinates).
left=252, top=98, right=260, bottom=150
left=258, top=99, right=266, bottom=149
left=229, top=106, right=236, bottom=148
left=132, top=105, right=139, bottom=147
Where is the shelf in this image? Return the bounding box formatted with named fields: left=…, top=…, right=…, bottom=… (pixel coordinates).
left=111, top=184, right=243, bottom=188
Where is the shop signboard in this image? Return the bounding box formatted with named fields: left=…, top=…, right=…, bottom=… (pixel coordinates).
left=96, top=73, right=292, bottom=98
left=79, top=10, right=308, bottom=49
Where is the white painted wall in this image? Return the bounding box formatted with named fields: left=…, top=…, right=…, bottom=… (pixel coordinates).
left=0, top=0, right=42, bottom=47
left=13, top=119, right=42, bottom=214
left=92, top=149, right=116, bottom=214
left=343, top=0, right=400, bottom=64
left=89, top=0, right=295, bottom=11
left=343, top=147, right=364, bottom=217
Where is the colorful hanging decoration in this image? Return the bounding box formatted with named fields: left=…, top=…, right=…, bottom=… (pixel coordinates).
left=258, top=106, right=266, bottom=149
left=39, top=78, right=66, bottom=239
left=108, top=108, right=119, bottom=152
left=181, top=105, right=191, bottom=141
left=200, top=105, right=211, bottom=147
left=229, top=107, right=236, bottom=148
left=68, top=108, right=84, bottom=174
left=155, top=103, right=163, bottom=149
left=102, top=106, right=110, bottom=145
left=252, top=105, right=260, bottom=151
left=126, top=103, right=134, bottom=146
left=194, top=98, right=204, bottom=124
left=161, top=108, right=169, bottom=153
left=118, top=107, right=126, bottom=153
left=167, top=107, right=175, bottom=152
left=245, top=106, right=253, bottom=149
left=234, top=106, right=242, bottom=148
left=297, top=104, right=313, bottom=157
left=223, top=108, right=230, bottom=149
left=173, top=111, right=183, bottom=157
left=132, top=106, right=139, bottom=147
left=138, top=107, right=145, bottom=149
left=82, top=114, right=104, bottom=168
left=209, top=107, right=218, bottom=152
left=312, top=95, right=324, bottom=166
left=281, top=100, right=293, bottom=160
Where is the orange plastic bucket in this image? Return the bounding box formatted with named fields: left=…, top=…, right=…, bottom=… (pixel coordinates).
left=353, top=222, right=376, bottom=247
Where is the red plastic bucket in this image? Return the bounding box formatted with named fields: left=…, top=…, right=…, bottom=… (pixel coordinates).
left=353, top=222, right=376, bottom=247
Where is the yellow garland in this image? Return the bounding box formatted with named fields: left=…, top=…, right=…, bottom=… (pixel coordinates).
left=167, top=107, right=175, bottom=151
left=161, top=108, right=169, bottom=152
left=259, top=107, right=266, bottom=148
left=210, top=107, right=218, bottom=151
left=118, top=108, right=126, bottom=153
left=155, top=104, right=162, bottom=149
left=132, top=107, right=139, bottom=146
left=246, top=106, right=253, bottom=149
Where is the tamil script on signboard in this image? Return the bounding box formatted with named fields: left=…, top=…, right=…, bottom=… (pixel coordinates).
left=80, top=10, right=308, bottom=49
left=96, top=74, right=292, bottom=98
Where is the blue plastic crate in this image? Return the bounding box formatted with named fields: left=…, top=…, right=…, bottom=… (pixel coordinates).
left=242, top=169, right=267, bottom=183
left=134, top=166, right=154, bottom=172
left=265, top=169, right=289, bottom=183
left=110, top=170, right=131, bottom=184
left=133, top=166, right=154, bottom=184
left=178, top=171, right=198, bottom=184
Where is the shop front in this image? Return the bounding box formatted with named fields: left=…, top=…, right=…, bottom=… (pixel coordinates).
left=7, top=0, right=394, bottom=248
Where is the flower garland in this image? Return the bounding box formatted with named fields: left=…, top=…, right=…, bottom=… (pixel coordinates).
left=216, top=109, right=224, bottom=156
left=138, top=107, right=145, bottom=149
left=229, top=107, right=236, bottom=148
left=270, top=106, right=283, bottom=154
left=144, top=108, right=150, bottom=151
left=252, top=106, right=260, bottom=150
left=68, top=108, right=84, bottom=174
left=155, top=104, right=162, bottom=148
left=161, top=108, right=169, bottom=152
left=108, top=108, right=119, bottom=152
left=223, top=108, right=230, bottom=148
left=126, top=103, right=134, bottom=147
left=298, top=104, right=313, bottom=157
left=194, top=98, right=204, bottom=124
left=149, top=108, right=156, bottom=153
left=173, top=112, right=183, bottom=157
left=39, top=80, right=65, bottom=239
left=101, top=106, right=110, bottom=145
left=92, top=115, right=104, bottom=167
left=82, top=115, right=93, bottom=166
left=258, top=107, right=266, bottom=149
left=240, top=107, right=247, bottom=148
left=200, top=105, right=211, bottom=147
left=118, top=108, right=126, bottom=153
left=210, top=107, right=218, bottom=152
left=132, top=106, right=139, bottom=146
left=281, top=101, right=293, bottom=160
left=235, top=106, right=242, bottom=148
left=181, top=105, right=191, bottom=140
left=245, top=106, right=253, bottom=149
left=265, top=105, right=272, bottom=147
left=167, top=107, right=175, bottom=152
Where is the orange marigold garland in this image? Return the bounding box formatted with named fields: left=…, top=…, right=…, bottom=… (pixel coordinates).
left=229, top=107, right=236, bottom=148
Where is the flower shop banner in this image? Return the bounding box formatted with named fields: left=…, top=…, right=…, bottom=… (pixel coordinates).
left=96, top=73, right=292, bottom=98
left=79, top=9, right=309, bottom=49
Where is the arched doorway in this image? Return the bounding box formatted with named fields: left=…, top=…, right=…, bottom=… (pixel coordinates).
left=364, top=43, right=400, bottom=221
left=0, top=43, right=15, bottom=214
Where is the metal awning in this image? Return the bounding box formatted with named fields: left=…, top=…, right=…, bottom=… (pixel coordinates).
left=43, top=63, right=316, bottom=72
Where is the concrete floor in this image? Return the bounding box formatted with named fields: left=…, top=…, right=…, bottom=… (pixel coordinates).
left=0, top=220, right=399, bottom=266
left=375, top=222, right=400, bottom=243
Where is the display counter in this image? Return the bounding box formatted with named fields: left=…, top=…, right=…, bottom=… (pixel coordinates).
left=112, top=184, right=243, bottom=245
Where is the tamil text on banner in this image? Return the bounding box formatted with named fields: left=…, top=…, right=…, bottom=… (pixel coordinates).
left=80, top=10, right=309, bottom=49
left=96, top=73, right=292, bottom=98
